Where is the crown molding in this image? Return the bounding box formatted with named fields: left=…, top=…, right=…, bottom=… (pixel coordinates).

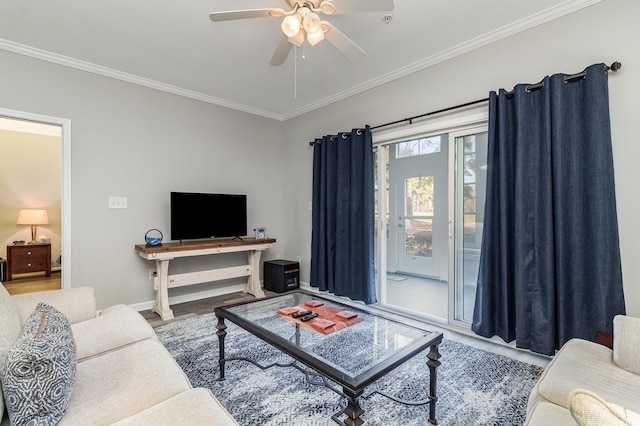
left=0, top=0, right=600, bottom=122
left=281, top=0, right=602, bottom=120
left=0, top=39, right=284, bottom=121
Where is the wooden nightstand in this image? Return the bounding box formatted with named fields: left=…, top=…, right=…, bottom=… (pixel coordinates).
left=6, top=243, right=51, bottom=281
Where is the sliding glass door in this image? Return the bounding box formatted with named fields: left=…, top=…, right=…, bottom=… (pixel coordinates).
left=374, top=121, right=488, bottom=327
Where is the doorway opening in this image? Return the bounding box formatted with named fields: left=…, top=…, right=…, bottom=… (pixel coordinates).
left=0, top=108, right=71, bottom=291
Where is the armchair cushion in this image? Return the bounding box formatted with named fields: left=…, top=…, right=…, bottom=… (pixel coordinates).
left=613, top=315, right=640, bottom=375
left=569, top=389, right=640, bottom=425
left=0, top=303, right=77, bottom=426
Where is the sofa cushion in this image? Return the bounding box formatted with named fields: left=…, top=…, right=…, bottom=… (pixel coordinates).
left=72, top=304, right=157, bottom=361
left=0, top=285, right=21, bottom=418
left=11, top=287, right=96, bottom=326
left=111, top=388, right=239, bottom=426
left=525, top=401, right=577, bottom=425
left=569, top=389, right=640, bottom=425
left=58, top=339, right=192, bottom=425
left=0, top=303, right=76, bottom=426
left=613, top=315, right=640, bottom=375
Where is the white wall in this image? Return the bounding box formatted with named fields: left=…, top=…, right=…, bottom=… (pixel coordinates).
left=0, top=50, right=286, bottom=309
left=282, top=0, right=640, bottom=316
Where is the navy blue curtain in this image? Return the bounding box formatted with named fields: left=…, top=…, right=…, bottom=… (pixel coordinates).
left=472, top=63, right=625, bottom=355
left=310, top=126, right=376, bottom=304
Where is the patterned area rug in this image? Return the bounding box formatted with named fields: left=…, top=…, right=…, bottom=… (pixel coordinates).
left=155, top=313, right=542, bottom=426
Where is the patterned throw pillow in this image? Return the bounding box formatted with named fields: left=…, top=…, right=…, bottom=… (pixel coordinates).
left=0, top=303, right=77, bottom=426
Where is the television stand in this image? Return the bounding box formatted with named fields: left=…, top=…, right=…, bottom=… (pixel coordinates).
left=135, top=238, right=276, bottom=320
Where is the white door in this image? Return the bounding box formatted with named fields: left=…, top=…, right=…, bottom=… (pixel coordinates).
left=389, top=135, right=448, bottom=279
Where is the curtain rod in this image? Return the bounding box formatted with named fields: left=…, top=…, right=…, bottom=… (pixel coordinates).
left=309, top=61, right=621, bottom=146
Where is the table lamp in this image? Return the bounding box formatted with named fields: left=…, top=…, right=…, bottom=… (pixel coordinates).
left=16, top=209, right=49, bottom=244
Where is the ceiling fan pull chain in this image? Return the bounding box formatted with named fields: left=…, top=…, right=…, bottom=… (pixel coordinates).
left=294, top=45, right=297, bottom=99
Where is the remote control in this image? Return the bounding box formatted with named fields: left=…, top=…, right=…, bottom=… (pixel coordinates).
left=292, top=310, right=312, bottom=318
left=300, top=313, right=319, bottom=322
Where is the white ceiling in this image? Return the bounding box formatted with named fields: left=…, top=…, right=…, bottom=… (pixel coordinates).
left=0, top=0, right=599, bottom=121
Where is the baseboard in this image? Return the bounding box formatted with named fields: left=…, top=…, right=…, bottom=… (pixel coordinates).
left=129, top=283, right=246, bottom=312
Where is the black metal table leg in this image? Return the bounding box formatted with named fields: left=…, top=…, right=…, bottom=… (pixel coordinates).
left=427, top=342, right=441, bottom=425
left=295, top=323, right=301, bottom=347
left=216, top=314, right=227, bottom=380
left=343, top=388, right=365, bottom=426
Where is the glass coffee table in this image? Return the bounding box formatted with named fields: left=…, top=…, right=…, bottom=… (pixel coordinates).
left=215, top=290, right=443, bottom=425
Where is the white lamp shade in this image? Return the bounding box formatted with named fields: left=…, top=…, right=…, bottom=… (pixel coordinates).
left=303, top=12, right=321, bottom=34
left=17, top=209, right=49, bottom=225
left=281, top=15, right=301, bottom=38
left=307, top=29, right=324, bottom=46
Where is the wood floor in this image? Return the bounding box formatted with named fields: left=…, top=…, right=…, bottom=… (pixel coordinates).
left=139, top=289, right=280, bottom=328
left=2, top=272, right=62, bottom=295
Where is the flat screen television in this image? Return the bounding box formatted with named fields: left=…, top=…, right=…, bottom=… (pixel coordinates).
left=170, top=192, right=247, bottom=241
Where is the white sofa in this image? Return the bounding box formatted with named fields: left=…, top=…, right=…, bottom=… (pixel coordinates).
left=0, top=285, right=238, bottom=425
left=525, top=315, right=640, bottom=425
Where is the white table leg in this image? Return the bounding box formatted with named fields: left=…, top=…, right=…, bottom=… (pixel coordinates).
left=245, top=250, right=266, bottom=298
left=152, top=258, right=174, bottom=320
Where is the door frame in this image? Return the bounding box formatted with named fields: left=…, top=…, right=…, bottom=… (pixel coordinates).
left=0, top=107, right=72, bottom=289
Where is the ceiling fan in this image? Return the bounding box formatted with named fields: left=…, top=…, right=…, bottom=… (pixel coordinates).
left=209, top=0, right=395, bottom=66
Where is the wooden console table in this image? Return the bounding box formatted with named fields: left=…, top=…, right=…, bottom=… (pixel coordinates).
left=135, top=238, right=276, bottom=320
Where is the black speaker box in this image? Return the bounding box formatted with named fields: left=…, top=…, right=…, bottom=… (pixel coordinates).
left=264, top=259, right=299, bottom=293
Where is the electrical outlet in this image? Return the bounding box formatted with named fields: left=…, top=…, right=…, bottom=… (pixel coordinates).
left=108, top=196, right=127, bottom=209
left=148, top=269, right=157, bottom=279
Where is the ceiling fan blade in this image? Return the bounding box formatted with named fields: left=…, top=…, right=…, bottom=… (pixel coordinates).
left=331, top=0, right=394, bottom=15
left=323, top=22, right=365, bottom=61
left=209, top=8, right=285, bottom=22
left=270, top=36, right=293, bottom=66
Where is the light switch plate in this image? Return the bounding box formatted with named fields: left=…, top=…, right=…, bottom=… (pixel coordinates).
left=108, top=196, right=127, bottom=209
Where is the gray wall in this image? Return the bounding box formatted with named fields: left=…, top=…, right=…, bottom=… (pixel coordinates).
left=0, top=50, right=285, bottom=309
left=282, top=0, right=640, bottom=317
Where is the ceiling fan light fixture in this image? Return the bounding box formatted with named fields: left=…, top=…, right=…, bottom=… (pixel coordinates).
left=303, top=12, right=321, bottom=34
left=288, top=29, right=304, bottom=47
left=281, top=15, right=301, bottom=38
left=307, top=29, right=324, bottom=46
